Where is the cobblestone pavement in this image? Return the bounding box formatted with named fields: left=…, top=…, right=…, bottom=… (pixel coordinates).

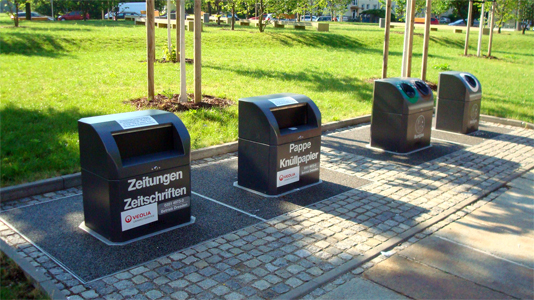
left=1, top=122, right=533, bottom=300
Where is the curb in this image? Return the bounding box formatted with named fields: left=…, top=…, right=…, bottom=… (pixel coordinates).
left=480, top=115, right=534, bottom=129
left=0, top=116, right=371, bottom=203
left=0, top=239, right=67, bottom=300
left=275, top=166, right=532, bottom=300
left=0, top=114, right=529, bottom=202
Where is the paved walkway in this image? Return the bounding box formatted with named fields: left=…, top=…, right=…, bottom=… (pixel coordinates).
left=314, top=170, right=533, bottom=299
left=0, top=122, right=533, bottom=300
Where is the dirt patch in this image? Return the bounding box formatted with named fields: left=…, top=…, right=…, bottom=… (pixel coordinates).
left=364, top=78, right=438, bottom=91
left=205, top=23, right=230, bottom=27
left=139, top=58, right=194, bottom=64
left=425, top=81, right=438, bottom=91
left=463, top=54, right=499, bottom=60
left=393, top=31, right=423, bottom=36
left=126, top=94, right=234, bottom=112
left=364, top=77, right=380, bottom=84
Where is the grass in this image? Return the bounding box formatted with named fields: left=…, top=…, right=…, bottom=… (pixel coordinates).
left=0, top=251, right=49, bottom=300
left=1, top=17, right=533, bottom=186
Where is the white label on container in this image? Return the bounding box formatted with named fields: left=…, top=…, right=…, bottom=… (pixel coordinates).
left=277, top=166, right=300, bottom=187
left=121, top=203, right=158, bottom=231
left=269, top=97, right=298, bottom=107
left=116, top=116, right=158, bottom=129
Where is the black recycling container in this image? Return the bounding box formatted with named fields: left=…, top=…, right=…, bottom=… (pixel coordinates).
left=370, top=78, right=434, bottom=153
left=435, top=71, right=482, bottom=134
left=78, top=110, right=192, bottom=244
left=238, top=93, right=321, bottom=196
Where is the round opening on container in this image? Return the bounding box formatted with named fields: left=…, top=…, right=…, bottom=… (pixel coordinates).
left=460, top=73, right=479, bottom=92
left=400, top=83, right=416, bottom=98
left=415, top=81, right=431, bottom=96
left=464, top=75, right=477, bottom=88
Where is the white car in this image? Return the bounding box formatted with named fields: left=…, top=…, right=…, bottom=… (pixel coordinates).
left=104, top=12, right=116, bottom=19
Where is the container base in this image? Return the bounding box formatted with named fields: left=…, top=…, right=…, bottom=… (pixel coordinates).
left=233, top=180, right=323, bottom=198
left=366, top=144, right=433, bottom=156
left=79, top=216, right=196, bottom=246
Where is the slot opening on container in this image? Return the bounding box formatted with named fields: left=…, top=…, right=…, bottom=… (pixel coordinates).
left=112, top=124, right=183, bottom=166
left=270, top=103, right=308, bottom=132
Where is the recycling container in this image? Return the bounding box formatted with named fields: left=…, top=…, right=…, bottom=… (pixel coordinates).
left=238, top=93, right=321, bottom=196
left=370, top=78, right=434, bottom=153
left=435, top=71, right=482, bottom=134
left=78, top=110, right=192, bottom=244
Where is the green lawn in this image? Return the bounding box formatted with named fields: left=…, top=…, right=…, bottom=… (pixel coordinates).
left=1, top=252, right=49, bottom=300
left=1, top=17, right=533, bottom=187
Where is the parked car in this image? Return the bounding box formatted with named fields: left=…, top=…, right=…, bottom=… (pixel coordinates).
left=104, top=12, right=115, bottom=19
left=448, top=19, right=480, bottom=26
left=439, top=16, right=451, bottom=24
left=414, top=17, right=439, bottom=24
left=58, top=11, right=89, bottom=21
left=11, top=11, right=54, bottom=21
left=332, top=16, right=349, bottom=22
left=222, top=14, right=240, bottom=21
left=300, top=15, right=317, bottom=21
left=249, top=15, right=266, bottom=20
left=316, top=16, right=332, bottom=22
left=114, top=12, right=141, bottom=19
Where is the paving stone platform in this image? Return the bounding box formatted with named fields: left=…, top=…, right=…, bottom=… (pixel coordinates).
left=1, top=121, right=533, bottom=300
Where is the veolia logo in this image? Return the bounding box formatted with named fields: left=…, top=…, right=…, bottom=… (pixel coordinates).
left=279, top=173, right=296, bottom=181
left=415, top=115, right=426, bottom=135
left=121, top=203, right=158, bottom=232
left=125, top=212, right=152, bottom=223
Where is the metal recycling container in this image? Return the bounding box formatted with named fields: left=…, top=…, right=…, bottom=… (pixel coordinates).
left=238, top=93, right=321, bottom=196
left=435, top=71, right=482, bottom=134
left=78, top=110, right=191, bottom=244
left=370, top=78, right=434, bottom=153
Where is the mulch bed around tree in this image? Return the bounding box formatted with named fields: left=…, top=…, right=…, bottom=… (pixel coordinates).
left=464, top=54, right=499, bottom=60
left=393, top=31, right=424, bottom=36
left=126, top=94, right=234, bottom=112
left=140, top=58, right=194, bottom=64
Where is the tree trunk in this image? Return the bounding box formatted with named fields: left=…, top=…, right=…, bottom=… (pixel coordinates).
left=231, top=3, right=235, bottom=30
left=258, top=0, right=264, bottom=32
left=194, top=0, right=202, bottom=103
left=25, top=2, right=30, bottom=20
left=14, top=0, right=19, bottom=27
left=83, top=2, right=88, bottom=21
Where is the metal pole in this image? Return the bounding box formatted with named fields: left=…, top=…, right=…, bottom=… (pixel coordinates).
left=179, top=0, right=186, bottom=103
left=167, top=0, right=172, bottom=56
left=421, top=0, right=432, bottom=81
left=406, top=0, right=416, bottom=77
left=401, top=0, right=412, bottom=77
left=487, top=1, right=495, bottom=57
left=194, top=0, right=201, bottom=103
left=464, top=0, right=473, bottom=56
left=477, top=1, right=485, bottom=56
left=147, top=0, right=155, bottom=101
left=382, top=0, right=392, bottom=79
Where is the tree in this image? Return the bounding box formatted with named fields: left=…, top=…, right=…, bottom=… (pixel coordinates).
left=327, top=0, right=351, bottom=21
left=6, top=0, right=19, bottom=27
left=494, top=0, right=521, bottom=33
left=518, top=0, right=534, bottom=33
